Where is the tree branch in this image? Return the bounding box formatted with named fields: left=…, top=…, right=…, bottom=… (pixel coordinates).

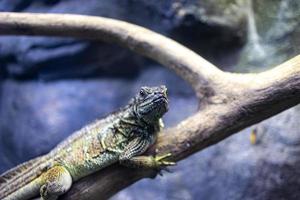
left=0, top=12, right=299, bottom=200
left=0, top=12, right=224, bottom=101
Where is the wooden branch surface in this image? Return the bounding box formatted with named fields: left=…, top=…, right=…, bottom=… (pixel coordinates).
left=0, top=12, right=224, bottom=100
left=0, top=13, right=299, bottom=200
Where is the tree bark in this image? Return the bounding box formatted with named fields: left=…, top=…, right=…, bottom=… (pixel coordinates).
left=0, top=13, right=299, bottom=200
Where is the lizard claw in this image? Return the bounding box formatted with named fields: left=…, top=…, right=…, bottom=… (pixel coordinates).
left=154, top=153, right=176, bottom=167
left=164, top=167, right=174, bottom=173
left=153, top=153, right=176, bottom=176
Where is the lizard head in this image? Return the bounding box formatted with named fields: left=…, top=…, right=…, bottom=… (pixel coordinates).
left=133, top=85, right=169, bottom=124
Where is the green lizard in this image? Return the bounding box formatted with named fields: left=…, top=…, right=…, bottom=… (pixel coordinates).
left=0, top=85, right=174, bottom=200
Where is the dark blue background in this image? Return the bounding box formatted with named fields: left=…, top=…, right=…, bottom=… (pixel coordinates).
left=1, top=1, right=300, bottom=199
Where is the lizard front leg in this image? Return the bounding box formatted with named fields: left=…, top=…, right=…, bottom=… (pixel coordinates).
left=39, top=166, right=72, bottom=200
left=119, top=137, right=175, bottom=169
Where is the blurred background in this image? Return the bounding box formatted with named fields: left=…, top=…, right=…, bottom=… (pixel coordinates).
left=0, top=0, right=300, bottom=199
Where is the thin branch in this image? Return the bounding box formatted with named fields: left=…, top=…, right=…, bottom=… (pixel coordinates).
left=0, top=12, right=224, bottom=100
left=0, top=12, right=299, bottom=200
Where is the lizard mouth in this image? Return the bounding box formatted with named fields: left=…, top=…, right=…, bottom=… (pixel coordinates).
left=139, top=95, right=169, bottom=114
left=152, top=96, right=169, bottom=112
left=153, top=96, right=168, bottom=104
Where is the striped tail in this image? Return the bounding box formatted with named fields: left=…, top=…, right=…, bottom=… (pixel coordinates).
left=0, top=155, right=50, bottom=199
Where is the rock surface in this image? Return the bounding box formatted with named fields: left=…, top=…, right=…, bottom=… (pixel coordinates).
left=0, top=1, right=299, bottom=200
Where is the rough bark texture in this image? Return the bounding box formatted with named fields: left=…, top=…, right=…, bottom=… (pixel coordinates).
left=0, top=13, right=299, bottom=200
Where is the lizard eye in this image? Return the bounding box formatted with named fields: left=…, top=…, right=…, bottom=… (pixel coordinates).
left=139, top=89, right=146, bottom=97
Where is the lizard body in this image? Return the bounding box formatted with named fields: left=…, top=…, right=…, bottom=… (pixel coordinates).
left=0, top=86, right=174, bottom=200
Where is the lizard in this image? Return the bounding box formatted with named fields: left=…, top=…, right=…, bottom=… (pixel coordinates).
left=0, top=85, right=175, bottom=200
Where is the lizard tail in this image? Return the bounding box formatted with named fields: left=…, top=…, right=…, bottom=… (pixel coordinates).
left=0, top=155, right=50, bottom=199
left=1, top=177, right=42, bottom=200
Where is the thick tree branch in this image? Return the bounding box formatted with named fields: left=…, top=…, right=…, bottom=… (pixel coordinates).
left=0, top=13, right=299, bottom=200
left=0, top=12, right=224, bottom=100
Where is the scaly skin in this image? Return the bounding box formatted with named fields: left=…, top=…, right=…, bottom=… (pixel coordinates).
left=0, top=86, right=175, bottom=200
